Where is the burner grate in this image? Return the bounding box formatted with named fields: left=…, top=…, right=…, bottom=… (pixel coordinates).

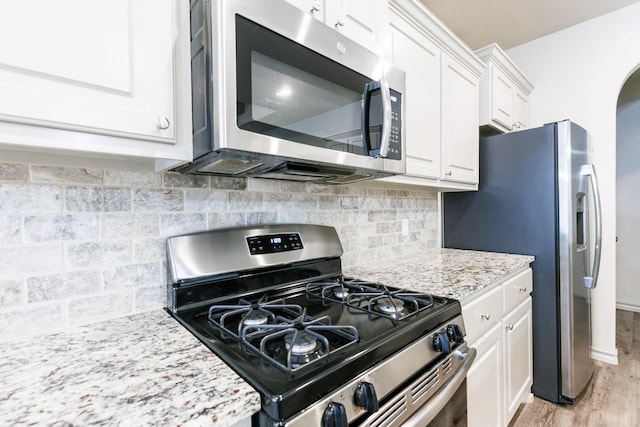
left=207, top=296, right=359, bottom=373
left=306, top=278, right=435, bottom=321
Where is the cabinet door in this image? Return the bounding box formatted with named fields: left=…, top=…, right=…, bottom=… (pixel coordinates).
left=514, top=88, right=529, bottom=130
left=441, top=54, right=479, bottom=184
left=503, top=298, right=533, bottom=424
left=0, top=0, right=175, bottom=142
left=491, top=65, right=515, bottom=131
left=283, top=0, right=324, bottom=21
left=467, top=322, right=503, bottom=427
left=324, top=0, right=386, bottom=51
left=389, top=15, right=440, bottom=178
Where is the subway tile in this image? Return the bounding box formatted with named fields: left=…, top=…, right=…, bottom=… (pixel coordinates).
left=0, top=163, right=27, bottom=181
left=163, top=172, right=209, bottom=189
left=30, top=165, right=102, bottom=185
left=0, top=215, right=21, bottom=244
left=0, top=279, right=24, bottom=307
left=65, top=241, right=131, bottom=267
left=101, top=213, right=159, bottom=239
left=104, top=170, right=161, bottom=187
left=160, top=213, right=206, bottom=236
left=185, top=189, right=226, bottom=212
left=0, top=245, right=63, bottom=275
left=0, top=184, right=62, bottom=213
left=134, top=286, right=166, bottom=312
left=24, top=214, right=98, bottom=242
left=66, top=187, right=130, bottom=212
left=210, top=176, right=247, bottom=190
left=133, top=238, right=166, bottom=262
left=26, top=270, right=101, bottom=302
left=103, top=262, right=161, bottom=290
left=228, top=191, right=263, bottom=211
left=132, top=189, right=183, bottom=212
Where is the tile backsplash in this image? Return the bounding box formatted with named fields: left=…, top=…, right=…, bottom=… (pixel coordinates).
left=0, top=162, right=439, bottom=342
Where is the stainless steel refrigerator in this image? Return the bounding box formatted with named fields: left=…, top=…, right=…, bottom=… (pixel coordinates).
left=443, top=120, right=602, bottom=403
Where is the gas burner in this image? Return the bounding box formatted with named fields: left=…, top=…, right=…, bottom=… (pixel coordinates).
left=243, top=310, right=270, bottom=326
left=375, top=297, right=409, bottom=319
left=334, top=288, right=350, bottom=299
left=285, top=330, right=320, bottom=355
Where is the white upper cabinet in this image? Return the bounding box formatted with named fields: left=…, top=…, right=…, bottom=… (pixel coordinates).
left=388, top=11, right=441, bottom=178
left=284, top=0, right=387, bottom=52
left=475, top=43, right=534, bottom=134
left=441, top=53, right=480, bottom=184
left=0, top=0, right=192, bottom=169
left=380, top=0, right=484, bottom=191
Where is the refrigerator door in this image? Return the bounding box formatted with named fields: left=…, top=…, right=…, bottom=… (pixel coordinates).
left=557, top=121, right=596, bottom=400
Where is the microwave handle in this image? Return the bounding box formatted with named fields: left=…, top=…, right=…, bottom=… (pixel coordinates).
left=361, top=78, right=392, bottom=158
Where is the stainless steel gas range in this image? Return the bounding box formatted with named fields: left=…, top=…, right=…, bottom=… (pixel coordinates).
left=166, top=224, right=475, bottom=426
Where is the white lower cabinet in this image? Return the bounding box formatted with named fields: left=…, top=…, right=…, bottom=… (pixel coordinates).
left=467, top=322, right=503, bottom=427
left=464, top=268, right=533, bottom=427
left=503, top=298, right=533, bottom=423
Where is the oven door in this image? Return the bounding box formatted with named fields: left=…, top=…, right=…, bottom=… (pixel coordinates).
left=213, top=0, right=405, bottom=174
left=361, top=345, right=476, bottom=427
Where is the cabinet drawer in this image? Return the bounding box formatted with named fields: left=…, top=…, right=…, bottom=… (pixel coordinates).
left=463, top=285, right=503, bottom=342
left=503, top=268, right=532, bottom=314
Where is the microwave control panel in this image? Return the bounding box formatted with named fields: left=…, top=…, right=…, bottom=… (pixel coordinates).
left=388, top=89, right=402, bottom=160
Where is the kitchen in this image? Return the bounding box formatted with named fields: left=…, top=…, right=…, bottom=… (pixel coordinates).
left=1, top=0, right=639, bottom=426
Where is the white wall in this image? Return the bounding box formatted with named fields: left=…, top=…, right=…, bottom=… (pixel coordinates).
left=616, top=70, right=640, bottom=311
left=507, top=3, right=640, bottom=365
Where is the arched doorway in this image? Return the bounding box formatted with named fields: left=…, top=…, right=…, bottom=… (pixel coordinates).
left=616, top=68, right=640, bottom=312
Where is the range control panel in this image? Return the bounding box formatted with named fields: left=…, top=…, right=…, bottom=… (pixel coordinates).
left=246, top=233, right=304, bottom=255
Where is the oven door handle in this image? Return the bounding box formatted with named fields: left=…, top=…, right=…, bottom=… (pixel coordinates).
left=402, top=346, right=477, bottom=427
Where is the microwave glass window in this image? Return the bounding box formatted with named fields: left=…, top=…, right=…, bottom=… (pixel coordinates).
left=236, top=15, right=383, bottom=156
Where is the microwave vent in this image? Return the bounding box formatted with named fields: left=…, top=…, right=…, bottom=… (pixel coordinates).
left=197, top=159, right=263, bottom=175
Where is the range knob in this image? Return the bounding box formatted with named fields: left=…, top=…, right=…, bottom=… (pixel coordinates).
left=355, top=382, right=379, bottom=413
left=432, top=332, right=451, bottom=354
left=447, top=324, right=464, bottom=344
left=322, top=402, right=347, bottom=427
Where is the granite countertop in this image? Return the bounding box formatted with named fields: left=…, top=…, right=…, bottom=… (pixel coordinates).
left=0, top=248, right=533, bottom=426
left=344, top=248, right=534, bottom=304
left=0, top=310, right=260, bottom=427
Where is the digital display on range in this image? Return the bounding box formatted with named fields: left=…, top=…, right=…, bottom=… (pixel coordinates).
left=246, top=233, right=303, bottom=255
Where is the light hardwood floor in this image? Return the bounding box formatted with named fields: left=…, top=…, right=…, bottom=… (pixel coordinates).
left=509, top=310, right=640, bottom=426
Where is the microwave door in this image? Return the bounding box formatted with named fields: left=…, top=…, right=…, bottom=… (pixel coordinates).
left=233, top=14, right=387, bottom=167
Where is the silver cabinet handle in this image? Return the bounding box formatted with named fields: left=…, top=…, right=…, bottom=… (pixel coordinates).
left=519, top=287, right=527, bottom=292
left=157, top=116, right=170, bottom=130
left=445, top=171, right=452, bottom=177
left=580, top=164, right=602, bottom=289
left=481, top=313, right=491, bottom=320
left=506, top=325, right=514, bottom=331
left=335, top=17, right=345, bottom=28
left=310, top=1, right=320, bottom=13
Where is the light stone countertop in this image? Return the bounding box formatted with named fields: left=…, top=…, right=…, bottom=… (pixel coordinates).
left=0, top=248, right=532, bottom=426
left=344, top=248, right=535, bottom=305
left=0, top=310, right=260, bottom=427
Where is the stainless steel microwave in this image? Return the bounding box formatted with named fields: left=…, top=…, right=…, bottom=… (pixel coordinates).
left=174, top=0, right=406, bottom=184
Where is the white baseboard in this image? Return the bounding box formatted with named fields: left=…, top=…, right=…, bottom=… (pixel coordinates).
left=616, top=302, right=640, bottom=313
left=591, top=346, right=619, bottom=365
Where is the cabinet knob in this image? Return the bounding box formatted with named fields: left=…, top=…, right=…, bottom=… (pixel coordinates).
left=335, top=17, right=345, bottom=28
left=481, top=313, right=491, bottom=320
left=445, top=171, right=452, bottom=177
left=157, top=116, right=171, bottom=130
left=519, top=286, right=528, bottom=292
left=506, top=325, right=514, bottom=331
left=310, top=1, right=320, bottom=13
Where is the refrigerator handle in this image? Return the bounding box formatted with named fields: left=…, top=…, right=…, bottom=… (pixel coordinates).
left=581, top=164, right=602, bottom=289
